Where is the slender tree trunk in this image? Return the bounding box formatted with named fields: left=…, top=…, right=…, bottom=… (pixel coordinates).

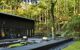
left=51, top=0, right=57, bottom=39
left=74, top=0, right=76, bottom=15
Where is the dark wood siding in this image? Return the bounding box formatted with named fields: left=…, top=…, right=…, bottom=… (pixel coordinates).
left=0, top=13, right=34, bottom=39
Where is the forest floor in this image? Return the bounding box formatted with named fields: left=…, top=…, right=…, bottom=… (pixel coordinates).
left=63, top=40, right=80, bottom=50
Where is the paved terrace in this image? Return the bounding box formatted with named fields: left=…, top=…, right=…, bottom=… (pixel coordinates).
left=0, top=38, right=72, bottom=50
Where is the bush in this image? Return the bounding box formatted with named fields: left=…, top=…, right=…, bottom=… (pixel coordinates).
left=73, top=32, right=80, bottom=40
left=62, top=15, right=80, bottom=39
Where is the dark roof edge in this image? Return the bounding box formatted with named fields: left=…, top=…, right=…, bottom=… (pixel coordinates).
left=0, top=12, right=34, bottom=21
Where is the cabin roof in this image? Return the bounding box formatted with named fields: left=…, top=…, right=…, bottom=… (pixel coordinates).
left=0, top=12, right=34, bottom=21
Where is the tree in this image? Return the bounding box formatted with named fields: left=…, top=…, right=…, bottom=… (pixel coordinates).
left=0, top=0, right=80, bottom=38
left=50, top=0, right=57, bottom=39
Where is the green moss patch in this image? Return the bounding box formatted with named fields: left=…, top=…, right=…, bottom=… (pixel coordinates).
left=63, top=41, right=80, bottom=50
left=8, top=42, right=32, bottom=48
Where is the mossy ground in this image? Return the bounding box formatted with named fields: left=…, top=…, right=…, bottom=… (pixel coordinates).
left=63, top=41, right=80, bottom=50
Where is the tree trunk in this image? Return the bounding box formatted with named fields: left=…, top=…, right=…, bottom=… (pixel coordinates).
left=51, top=0, right=57, bottom=39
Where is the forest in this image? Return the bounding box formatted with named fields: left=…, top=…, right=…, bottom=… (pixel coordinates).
left=0, top=0, right=80, bottom=39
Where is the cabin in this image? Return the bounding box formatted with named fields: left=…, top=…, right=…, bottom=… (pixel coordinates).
left=0, top=13, right=35, bottom=39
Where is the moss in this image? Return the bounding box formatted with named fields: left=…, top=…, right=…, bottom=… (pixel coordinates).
left=8, top=42, right=32, bottom=48
left=63, top=41, right=80, bottom=50
left=8, top=43, right=24, bottom=48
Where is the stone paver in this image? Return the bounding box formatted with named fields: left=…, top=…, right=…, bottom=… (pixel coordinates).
left=49, top=41, right=74, bottom=50
left=0, top=39, right=66, bottom=50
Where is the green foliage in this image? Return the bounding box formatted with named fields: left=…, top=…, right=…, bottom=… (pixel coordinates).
left=8, top=43, right=24, bottom=48
left=38, top=0, right=51, bottom=9
left=72, top=32, right=80, bottom=40
left=8, top=42, right=32, bottom=48
left=62, top=15, right=80, bottom=39
left=0, top=0, right=80, bottom=37
left=66, top=15, right=80, bottom=31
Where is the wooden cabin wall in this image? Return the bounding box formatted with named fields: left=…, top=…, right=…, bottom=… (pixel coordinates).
left=0, top=14, right=34, bottom=39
